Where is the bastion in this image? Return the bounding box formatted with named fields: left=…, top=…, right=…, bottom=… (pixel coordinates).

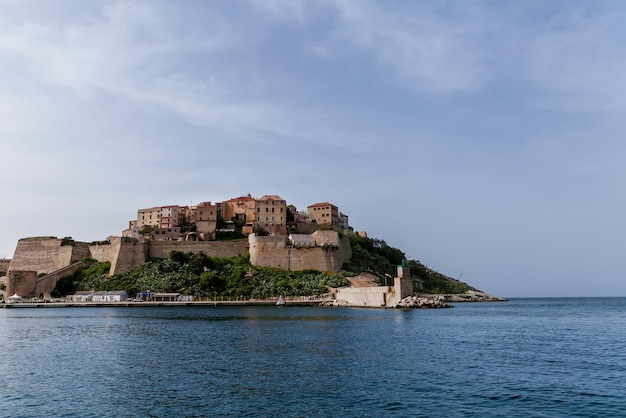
left=6, top=231, right=351, bottom=298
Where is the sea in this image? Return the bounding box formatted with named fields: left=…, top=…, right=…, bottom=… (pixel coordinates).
left=1, top=298, right=625, bottom=417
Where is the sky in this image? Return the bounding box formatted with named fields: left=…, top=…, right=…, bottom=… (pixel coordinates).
left=2, top=0, right=626, bottom=298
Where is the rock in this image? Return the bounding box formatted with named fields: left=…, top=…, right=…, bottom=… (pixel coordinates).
left=395, top=295, right=453, bottom=309
left=443, top=290, right=507, bottom=303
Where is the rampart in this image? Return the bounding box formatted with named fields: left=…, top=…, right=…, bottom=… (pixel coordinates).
left=249, top=232, right=351, bottom=272
left=8, top=237, right=89, bottom=275
left=6, top=232, right=352, bottom=296
left=148, top=240, right=249, bottom=259
left=5, top=270, right=37, bottom=298
left=89, top=237, right=150, bottom=275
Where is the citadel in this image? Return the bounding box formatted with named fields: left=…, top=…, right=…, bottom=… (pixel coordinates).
left=1, top=194, right=416, bottom=307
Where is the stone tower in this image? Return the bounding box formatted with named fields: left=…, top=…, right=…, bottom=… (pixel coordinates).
left=394, top=262, right=414, bottom=301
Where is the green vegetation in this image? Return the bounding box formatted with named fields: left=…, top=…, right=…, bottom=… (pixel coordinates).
left=61, top=236, right=75, bottom=246
left=215, top=231, right=246, bottom=241
left=59, top=251, right=348, bottom=299
left=55, top=234, right=471, bottom=298
left=181, top=224, right=196, bottom=233
left=90, top=240, right=110, bottom=245
left=138, top=225, right=157, bottom=235
left=343, top=234, right=471, bottom=294
left=52, top=260, right=111, bottom=298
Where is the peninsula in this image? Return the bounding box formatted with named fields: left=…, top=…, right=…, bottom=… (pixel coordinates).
left=1, top=194, right=504, bottom=308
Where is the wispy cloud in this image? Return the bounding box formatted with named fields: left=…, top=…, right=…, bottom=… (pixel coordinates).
left=257, top=0, right=493, bottom=92
left=527, top=3, right=626, bottom=112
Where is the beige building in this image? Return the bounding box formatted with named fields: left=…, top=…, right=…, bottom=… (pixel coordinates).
left=136, top=207, right=161, bottom=229
left=195, top=202, right=217, bottom=240
left=256, top=195, right=287, bottom=235
left=151, top=227, right=181, bottom=240
left=134, top=205, right=185, bottom=231
left=307, top=202, right=339, bottom=231
left=221, top=194, right=257, bottom=235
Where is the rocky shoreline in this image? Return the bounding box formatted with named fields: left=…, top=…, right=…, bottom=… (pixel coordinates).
left=443, top=289, right=507, bottom=303
left=395, top=290, right=507, bottom=309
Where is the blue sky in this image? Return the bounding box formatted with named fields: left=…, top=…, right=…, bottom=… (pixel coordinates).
left=2, top=0, right=626, bottom=297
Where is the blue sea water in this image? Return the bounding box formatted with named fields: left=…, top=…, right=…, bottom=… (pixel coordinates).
left=1, top=298, right=626, bottom=417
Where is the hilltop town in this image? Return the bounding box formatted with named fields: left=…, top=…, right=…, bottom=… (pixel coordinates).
left=124, top=194, right=351, bottom=241
left=1, top=194, right=503, bottom=307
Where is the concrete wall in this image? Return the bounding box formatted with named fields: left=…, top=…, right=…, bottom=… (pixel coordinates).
left=335, top=286, right=391, bottom=307
left=335, top=266, right=414, bottom=308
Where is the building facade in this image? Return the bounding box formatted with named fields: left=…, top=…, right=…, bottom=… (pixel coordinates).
left=221, top=195, right=257, bottom=235
left=195, top=202, right=217, bottom=241
left=256, top=195, right=287, bottom=235
left=136, top=207, right=161, bottom=229
left=307, top=202, right=339, bottom=231
left=159, top=205, right=183, bottom=229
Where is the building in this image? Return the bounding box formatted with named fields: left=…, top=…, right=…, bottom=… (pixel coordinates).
left=195, top=202, right=217, bottom=241
left=220, top=194, right=257, bottom=235
left=136, top=207, right=161, bottom=230
left=71, top=291, right=93, bottom=302
left=92, top=290, right=129, bottom=302
left=338, top=212, right=350, bottom=232
left=159, top=205, right=183, bottom=229
left=256, top=195, right=287, bottom=235
left=307, top=202, right=339, bottom=231
left=151, top=227, right=181, bottom=241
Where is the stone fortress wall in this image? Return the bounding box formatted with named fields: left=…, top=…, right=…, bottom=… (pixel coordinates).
left=8, top=237, right=89, bottom=274
left=149, top=240, right=249, bottom=260
left=6, top=231, right=351, bottom=297
left=248, top=231, right=352, bottom=272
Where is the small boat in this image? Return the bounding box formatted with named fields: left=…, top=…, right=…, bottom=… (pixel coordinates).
left=276, top=296, right=285, bottom=306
